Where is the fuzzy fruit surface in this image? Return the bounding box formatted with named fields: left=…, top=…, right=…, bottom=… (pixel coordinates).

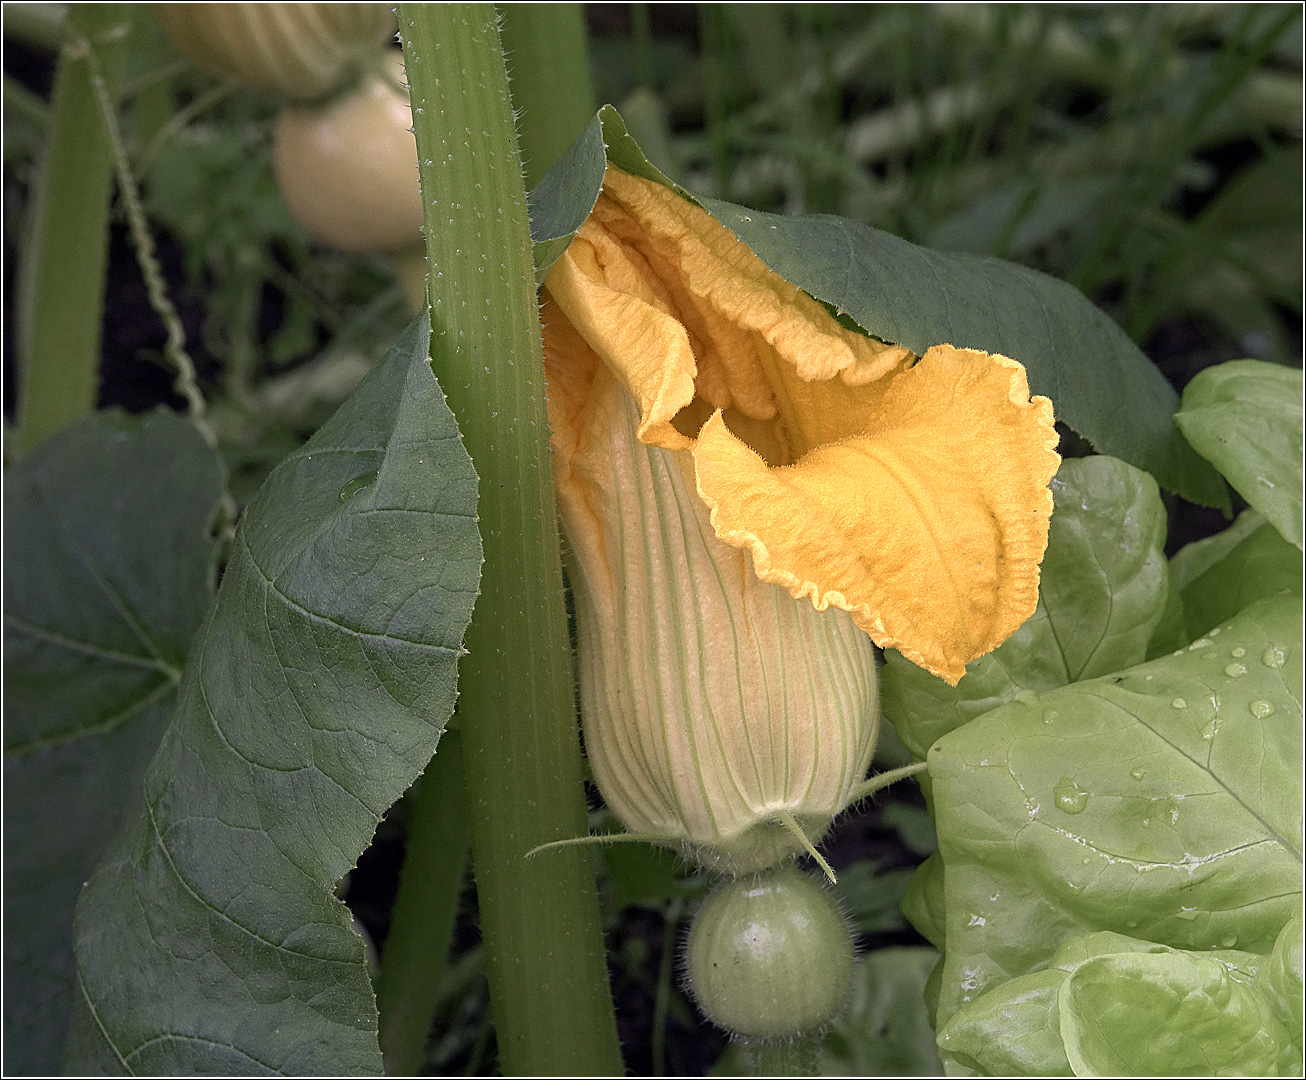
left=273, top=52, right=424, bottom=253
left=686, top=865, right=854, bottom=1039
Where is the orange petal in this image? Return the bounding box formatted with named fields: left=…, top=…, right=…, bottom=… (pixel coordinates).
left=545, top=167, right=912, bottom=456
left=544, top=219, right=697, bottom=451
left=693, top=345, right=1061, bottom=684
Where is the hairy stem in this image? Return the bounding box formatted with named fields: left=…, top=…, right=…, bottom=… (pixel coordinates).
left=397, top=6, right=622, bottom=1075
left=376, top=732, right=471, bottom=1076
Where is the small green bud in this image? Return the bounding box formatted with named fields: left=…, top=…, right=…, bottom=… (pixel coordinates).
left=686, top=865, right=854, bottom=1039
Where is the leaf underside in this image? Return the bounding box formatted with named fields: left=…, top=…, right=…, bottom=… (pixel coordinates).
left=3, top=411, right=226, bottom=1076
left=63, top=316, right=482, bottom=1076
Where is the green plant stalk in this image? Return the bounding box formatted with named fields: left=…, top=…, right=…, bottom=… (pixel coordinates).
left=699, top=3, right=735, bottom=198
left=397, top=6, right=622, bottom=1076
left=2, top=1, right=68, bottom=50
left=376, top=731, right=472, bottom=1076
left=749, top=1037, right=818, bottom=1076
left=497, top=3, right=596, bottom=189
left=651, top=899, right=683, bottom=1076
left=4, top=73, right=49, bottom=129
left=17, top=3, right=132, bottom=454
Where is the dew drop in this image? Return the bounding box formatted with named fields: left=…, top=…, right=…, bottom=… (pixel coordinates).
left=1081, top=856, right=1091, bottom=864
left=1201, top=719, right=1218, bottom=740
left=1249, top=700, right=1275, bottom=719
left=1043, top=709, right=1058, bottom=725
left=1141, top=817, right=1150, bottom=826
left=1189, top=638, right=1213, bottom=650
left=1171, top=697, right=1187, bottom=709
left=1221, top=935, right=1238, bottom=948
left=338, top=470, right=379, bottom=501
left=1177, top=907, right=1199, bottom=921
left=1208, top=627, right=1221, bottom=637
left=1230, top=646, right=1246, bottom=658
left=1262, top=647, right=1285, bottom=668
left=1130, top=767, right=1147, bottom=780
left=1053, top=776, right=1090, bottom=814
left=1224, top=662, right=1247, bottom=677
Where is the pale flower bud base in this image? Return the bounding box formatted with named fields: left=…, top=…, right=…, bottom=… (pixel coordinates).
left=679, top=814, right=832, bottom=877
left=559, top=386, right=880, bottom=875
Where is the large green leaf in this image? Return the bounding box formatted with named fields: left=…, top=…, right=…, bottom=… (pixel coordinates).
left=3, top=411, right=225, bottom=1076
left=927, top=594, right=1301, bottom=1045
left=1171, top=509, right=1303, bottom=638
left=527, top=105, right=1227, bottom=507
left=528, top=113, right=606, bottom=283
left=882, top=456, right=1176, bottom=760
left=63, top=316, right=482, bottom=1075
left=1175, top=359, right=1304, bottom=548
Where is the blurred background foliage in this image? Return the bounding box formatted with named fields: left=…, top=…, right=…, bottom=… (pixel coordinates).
left=5, top=3, right=1301, bottom=500
left=2, top=4, right=1301, bottom=1076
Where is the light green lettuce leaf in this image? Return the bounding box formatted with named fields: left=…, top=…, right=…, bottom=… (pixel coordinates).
left=1175, top=359, right=1303, bottom=549
left=1256, top=913, right=1305, bottom=1059
left=1171, top=509, right=1302, bottom=638
left=901, top=852, right=947, bottom=952
left=1061, top=949, right=1298, bottom=1076
left=937, top=931, right=1269, bottom=1077
left=928, top=594, right=1301, bottom=1041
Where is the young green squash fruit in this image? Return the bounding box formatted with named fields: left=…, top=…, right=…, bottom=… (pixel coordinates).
left=686, top=864, right=854, bottom=1039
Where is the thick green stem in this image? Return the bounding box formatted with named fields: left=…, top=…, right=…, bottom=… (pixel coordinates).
left=17, top=4, right=132, bottom=454
left=397, top=6, right=622, bottom=1076
left=497, top=3, right=596, bottom=189
left=375, top=732, right=471, bottom=1077
left=748, top=1037, right=818, bottom=1076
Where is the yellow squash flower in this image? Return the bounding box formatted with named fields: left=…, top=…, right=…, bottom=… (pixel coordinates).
left=541, top=165, right=1060, bottom=871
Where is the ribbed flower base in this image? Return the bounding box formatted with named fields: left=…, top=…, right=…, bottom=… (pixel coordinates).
left=567, top=388, right=880, bottom=871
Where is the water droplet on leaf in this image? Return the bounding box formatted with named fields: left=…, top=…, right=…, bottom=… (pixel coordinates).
left=1130, top=767, right=1146, bottom=780
left=1231, top=646, right=1246, bottom=658
left=1263, top=647, right=1285, bottom=668
left=1225, top=662, right=1246, bottom=677
left=1171, top=698, right=1187, bottom=709
left=1249, top=700, right=1275, bottom=719
left=339, top=470, right=379, bottom=501
left=1053, top=776, right=1090, bottom=814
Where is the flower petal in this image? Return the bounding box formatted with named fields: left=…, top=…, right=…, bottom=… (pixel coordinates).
left=693, top=345, right=1061, bottom=684
left=545, top=166, right=911, bottom=457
